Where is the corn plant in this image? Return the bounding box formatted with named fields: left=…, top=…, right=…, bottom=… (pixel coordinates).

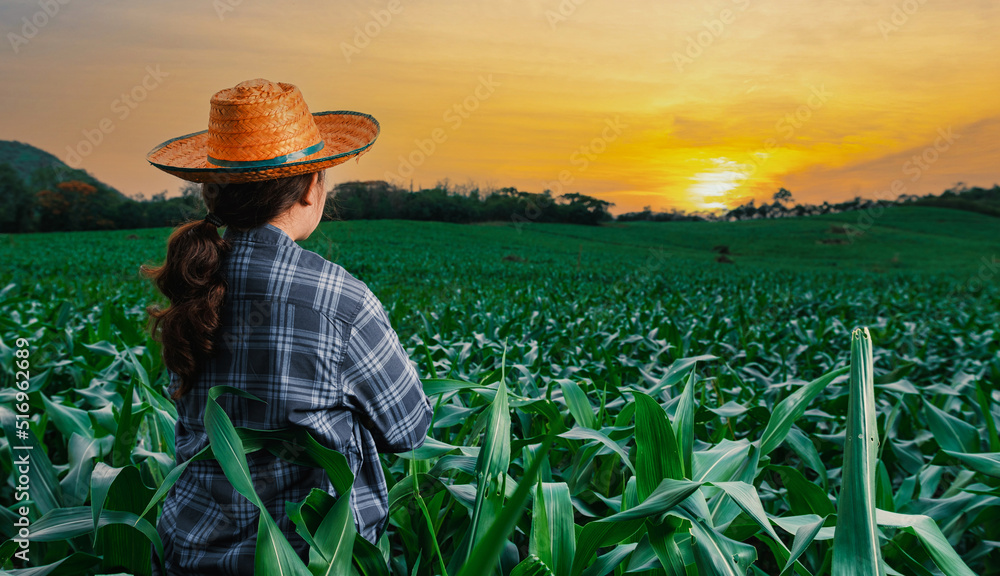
left=1, top=220, right=999, bottom=574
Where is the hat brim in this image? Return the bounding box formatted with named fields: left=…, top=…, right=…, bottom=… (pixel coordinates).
left=146, top=111, right=379, bottom=184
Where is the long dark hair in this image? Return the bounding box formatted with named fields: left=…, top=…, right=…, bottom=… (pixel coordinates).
left=142, top=170, right=326, bottom=399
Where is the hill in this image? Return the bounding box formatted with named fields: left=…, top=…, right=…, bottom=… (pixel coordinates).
left=456, top=205, right=1000, bottom=277
left=0, top=140, right=202, bottom=233
left=3, top=205, right=997, bottom=279
left=0, top=140, right=124, bottom=195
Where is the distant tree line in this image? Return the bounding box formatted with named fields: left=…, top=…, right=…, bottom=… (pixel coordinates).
left=0, top=164, right=615, bottom=233
left=617, top=184, right=1000, bottom=222
left=2, top=159, right=996, bottom=234
left=329, top=181, right=614, bottom=225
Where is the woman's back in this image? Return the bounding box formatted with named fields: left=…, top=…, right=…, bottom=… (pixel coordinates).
left=156, top=223, right=432, bottom=574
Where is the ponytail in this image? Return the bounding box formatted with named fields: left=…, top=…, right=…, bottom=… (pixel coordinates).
left=142, top=220, right=229, bottom=399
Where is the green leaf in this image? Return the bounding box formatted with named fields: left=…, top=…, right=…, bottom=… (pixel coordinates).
left=674, top=369, right=696, bottom=479
left=138, top=458, right=193, bottom=520
left=351, top=533, right=391, bottom=576
left=203, top=386, right=311, bottom=576
left=676, top=507, right=757, bottom=575
left=255, top=511, right=311, bottom=576
left=82, top=340, right=118, bottom=357
left=0, top=406, right=63, bottom=517
left=60, top=433, right=109, bottom=507
left=558, top=427, right=636, bottom=475
left=779, top=515, right=825, bottom=576
left=560, top=381, right=596, bottom=429
left=923, top=402, right=979, bottom=454
left=942, top=450, right=1000, bottom=478
left=30, top=506, right=163, bottom=561
left=633, top=392, right=684, bottom=500
left=112, top=377, right=140, bottom=468
left=90, top=463, right=126, bottom=532
left=570, top=479, right=703, bottom=576
left=975, top=380, right=1000, bottom=452
left=647, top=519, right=686, bottom=576
left=529, top=482, right=575, bottom=576
left=96, top=465, right=156, bottom=576
left=759, top=366, right=850, bottom=457
left=0, top=552, right=101, bottom=576
left=466, top=347, right=512, bottom=571
left=785, top=427, right=827, bottom=489
left=0, top=541, right=15, bottom=566
left=693, top=439, right=751, bottom=483
left=580, top=544, right=637, bottom=576
left=40, top=393, right=92, bottom=440
left=876, top=509, right=975, bottom=576
left=643, top=354, right=717, bottom=396
left=456, top=437, right=553, bottom=576
left=307, top=486, right=356, bottom=576
left=832, top=327, right=885, bottom=576
left=772, top=465, right=835, bottom=517
left=712, top=482, right=786, bottom=552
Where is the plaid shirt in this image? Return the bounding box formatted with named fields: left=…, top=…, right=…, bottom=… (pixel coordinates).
left=153, top=223, right=432, bottom=575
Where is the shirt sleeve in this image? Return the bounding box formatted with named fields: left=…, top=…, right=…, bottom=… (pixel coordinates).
left=340, top=288, right=433, bottom=454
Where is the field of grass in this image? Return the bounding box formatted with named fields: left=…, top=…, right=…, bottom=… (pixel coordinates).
left=0, top=206, right=998, bottom=575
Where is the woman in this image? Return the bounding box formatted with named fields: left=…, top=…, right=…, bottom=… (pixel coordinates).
left=142, top=78, right=433, bottom=575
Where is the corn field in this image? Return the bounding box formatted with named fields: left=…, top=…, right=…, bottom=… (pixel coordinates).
left=0, top=218, right=998, bottom=575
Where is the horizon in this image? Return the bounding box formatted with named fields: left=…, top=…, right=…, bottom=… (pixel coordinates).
left=2, top=0, right=999, bottom=216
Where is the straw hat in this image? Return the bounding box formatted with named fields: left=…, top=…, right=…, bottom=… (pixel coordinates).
left=146, top=78, right=379, bottom=183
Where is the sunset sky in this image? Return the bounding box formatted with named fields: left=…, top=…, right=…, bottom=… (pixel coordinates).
left=2, top=0, right=998, bottom=215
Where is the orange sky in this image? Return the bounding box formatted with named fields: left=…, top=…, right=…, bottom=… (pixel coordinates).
left=2, top=0, right=998, bottom=215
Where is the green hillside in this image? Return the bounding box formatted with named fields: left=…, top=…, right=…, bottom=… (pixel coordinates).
left=2, top=206, right=997, bottom=284
left=0, top=139, right=123, bottom=195
left=498, top=205, right=1000, bottom=274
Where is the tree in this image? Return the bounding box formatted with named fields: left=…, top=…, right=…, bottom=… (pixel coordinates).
left=36, top=180, right=101, bottom=231
left=773, top=187, right=794, bottom=206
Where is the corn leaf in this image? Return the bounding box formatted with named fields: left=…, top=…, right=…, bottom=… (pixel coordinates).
left=876, top=509, right=975, bottom=576
left=560, top=381, right=596, bottom=430
left=529, top=482, right=575, bottom=576
left=760, top=366, right=850, bottom=457
left=203, top=386, right=311, bottom=576
left=456, top=437, right=553, bottom=576
left=831, top=327, right=885, bottom=576
left=674, top=369, right=697, bottom=478
left=633, top=391, right=684, bottom=500
left=924, top=402, right=979, bottom=454
left=779, top=515, right=825, bottom=576
left=465, top=349, right=512, bottom=571
left=942, top=450, right=1000, bottom=478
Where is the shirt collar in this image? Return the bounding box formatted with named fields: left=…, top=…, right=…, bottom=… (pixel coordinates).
left=223, top=222, right=299, bottom=247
